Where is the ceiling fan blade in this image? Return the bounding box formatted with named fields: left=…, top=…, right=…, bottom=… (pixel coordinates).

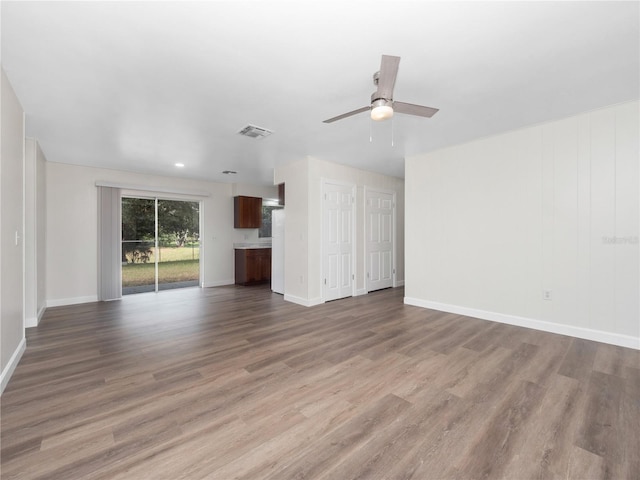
left=393, top=101, right=439, bottom=118
left=375, top=55, right=400, bottom=100
left=323, top=106, right=370, bottom=123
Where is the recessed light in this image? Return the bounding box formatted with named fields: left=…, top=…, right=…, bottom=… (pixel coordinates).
left=175, top=163, right=185, bottom=168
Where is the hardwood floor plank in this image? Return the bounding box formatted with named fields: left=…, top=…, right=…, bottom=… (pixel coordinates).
left=261, top=393, right=411, bottom=480
left=576, top=370, right=628, bottom=478
left=453, top=380, right=547, bottom=478
left=500, top=373, right=584, bottom=479
left=1, top=285, right=638, bottom=479
left=317, top=389, right=464, bottom=480
left=211, top=398, right=358, bottom=480
left=566, top=446, right=606, bottom=480
left=558, top=337, right=599, bottom=381
left=621, top=366, right=640, bottom=479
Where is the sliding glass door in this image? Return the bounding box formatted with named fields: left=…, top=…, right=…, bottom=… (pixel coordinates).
left=157, top=200, right=200, bottom=291
left=122, top=198, right=156, bottom=294
left=121, top=197, right=200, bottom=295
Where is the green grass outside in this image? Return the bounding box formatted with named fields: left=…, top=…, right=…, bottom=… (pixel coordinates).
left=123, top=245, right=199, bottom=263
left=153, top=245, right=199, bottom=262
left=122, top=259, right=200, bottom=287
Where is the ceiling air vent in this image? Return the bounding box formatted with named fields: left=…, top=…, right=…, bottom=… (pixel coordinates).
left=237, top=124, right=273, bottom=139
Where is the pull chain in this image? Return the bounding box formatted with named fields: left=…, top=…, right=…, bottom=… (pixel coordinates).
left=369, top=116, right=373, bottom=143
left=391, top=115, right=394, bottom=147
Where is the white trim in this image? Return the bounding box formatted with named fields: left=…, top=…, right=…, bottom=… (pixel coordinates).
left=404, top=297, right=640, bottom=350
left=24, top=137, right=36, bottom=332
left=96, top=181, right=210, bottom=198
left=25, top=316, right=38, bottom=328
left=37, top=305, right=46, bottom=322
left=22, top=113, right=27, bottom=334
left=394, top=280, right=405, bottom=287
left=47, top=295, right=98, bottom=308
left=202, top=279, right=235, bottom=288
left=284, top=294, right=323, bottom=307
left=1, top=337, right=26, bottom=394
left=355, top=288, right=367, bottom=296
left=198, top=200, right=205, bottom=289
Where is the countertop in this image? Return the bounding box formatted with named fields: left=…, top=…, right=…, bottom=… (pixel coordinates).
left=233, top=243, right=272, bottom=250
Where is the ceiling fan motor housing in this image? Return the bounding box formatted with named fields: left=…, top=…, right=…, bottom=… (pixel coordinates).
left=371, top=96, right=393, bottom=107
left=371, top=94, right=393, bottom=105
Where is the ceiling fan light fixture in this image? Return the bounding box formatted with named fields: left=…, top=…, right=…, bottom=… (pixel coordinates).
left=371, top=99, right=393, bottom=121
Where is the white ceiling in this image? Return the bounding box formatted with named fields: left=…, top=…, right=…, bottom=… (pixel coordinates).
left=2, top=1, right=638, bottom=185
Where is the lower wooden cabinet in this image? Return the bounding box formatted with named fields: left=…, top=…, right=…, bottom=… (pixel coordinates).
left=235, top=248, right=271, bottom=285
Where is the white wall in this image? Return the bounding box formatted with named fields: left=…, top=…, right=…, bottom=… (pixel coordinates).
left=1, top=68, right=26, bottom=392
left=24, top=138, right=47, bottom=327
left=405, top=101, right=639, bottom=349
left=46, top=162, right=241, bottom=306
left=275, top=156, right=405, bottom=306
left=274, top=158, right=310, bottom=304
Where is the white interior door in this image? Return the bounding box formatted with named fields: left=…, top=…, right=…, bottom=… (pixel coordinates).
left=366, top=189, right=394, bottom=292
left=323, top=182, right=355, bottom=302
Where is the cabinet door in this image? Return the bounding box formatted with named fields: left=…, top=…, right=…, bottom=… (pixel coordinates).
left=234, top=196, right=262, bottom=228
left=234, top=249, right=247, bottom=284
left=245, top=249, right=259, bottom=283
left=249, top=197, right=262, bottom=227
left=258, top=249, right=271, bottom=281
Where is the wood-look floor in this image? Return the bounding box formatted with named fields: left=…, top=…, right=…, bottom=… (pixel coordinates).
left=1, top=286, right=639, bottom=480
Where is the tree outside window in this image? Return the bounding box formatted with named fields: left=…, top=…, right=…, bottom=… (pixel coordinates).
left=259, top=205, right=283, bottom=238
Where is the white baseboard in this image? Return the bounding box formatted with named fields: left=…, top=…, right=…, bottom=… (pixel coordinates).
left=1, top=337, right=26, bottom=394
left=394, top=280, right=405, bottom=287
left=25, top=306, right=48, bottom=328
left=25, top=316, right=38, bottom=328
left=404, top=297, right=640, bottom=350
left=284, top=294, right=323, bottom=307
left=46, top=295, right=98, bottom=308
left=355, top=288, right=367, bottom=297
left=202, top=279, right=235, bottom=288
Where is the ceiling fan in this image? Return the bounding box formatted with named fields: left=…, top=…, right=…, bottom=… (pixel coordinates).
left=323, top=55, right=439, bottom=123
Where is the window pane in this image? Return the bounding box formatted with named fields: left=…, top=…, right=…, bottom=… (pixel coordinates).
left=121, top=197, right=156, bottom=294
left=259, top=205, right=283, bottom=238
left=157, top=200, right=200, bottom=291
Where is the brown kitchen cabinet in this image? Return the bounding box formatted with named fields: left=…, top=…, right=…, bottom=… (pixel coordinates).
left=234, top=196, right=262, bottom=228
left=235, top=248, right=271, bottom=285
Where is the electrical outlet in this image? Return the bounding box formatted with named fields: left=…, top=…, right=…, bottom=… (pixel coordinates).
left=543, top=290, right=552, bottom=301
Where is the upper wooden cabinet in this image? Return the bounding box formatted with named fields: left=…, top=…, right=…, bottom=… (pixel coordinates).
left=234, top=196, right=262, bottom=228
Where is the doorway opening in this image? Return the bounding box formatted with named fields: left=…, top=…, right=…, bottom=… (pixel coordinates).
left=121, top=197, right=200, bottom=295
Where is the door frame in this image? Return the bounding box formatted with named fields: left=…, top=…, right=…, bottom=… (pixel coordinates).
left=363, top=186, right=397, bottom=294
left=321, top=178, right=356, bottom=303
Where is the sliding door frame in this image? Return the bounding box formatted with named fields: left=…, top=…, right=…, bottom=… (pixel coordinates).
left=121, top=192, right=203, bottom=294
